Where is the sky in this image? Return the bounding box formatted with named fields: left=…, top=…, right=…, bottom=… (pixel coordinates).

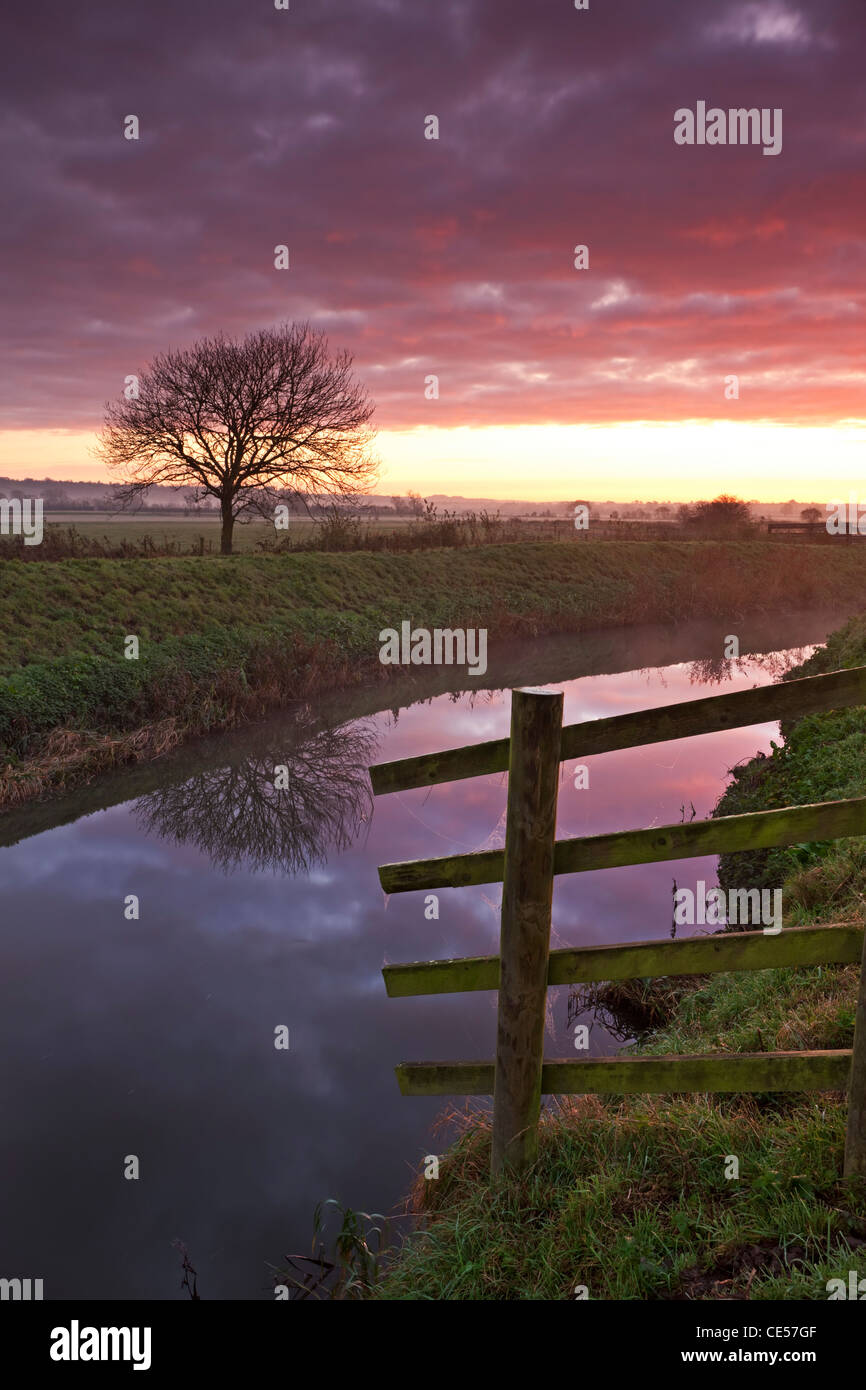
left=1, top=0, right=864, bottom=501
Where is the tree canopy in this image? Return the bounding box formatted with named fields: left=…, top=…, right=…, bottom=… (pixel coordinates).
left=97, top=322, right=377, bottom=553
left=677, top=494, right=755, bottom=536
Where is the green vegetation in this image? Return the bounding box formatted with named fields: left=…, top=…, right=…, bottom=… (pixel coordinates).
left=367, top=620, right=866, bottom=1301
left=3, top=539, right=866, bottom=810
left=0, top=506, right=674, bottom=560
left=5, top=538, right=866, bottom=677
left=272, top=1199, right=394, bottom=1300
left=0, top=495, right=854, bottom=562
left=372, top=1086, right=865, bottom=1299
left=716, top=611, right=866, bottom=896
left=3, top=518, right=277, bottom=557
left=678, top=492, right=757, bottom=537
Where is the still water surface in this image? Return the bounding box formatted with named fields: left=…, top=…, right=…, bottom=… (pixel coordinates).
left=0, top=610, right=844, bottom=1297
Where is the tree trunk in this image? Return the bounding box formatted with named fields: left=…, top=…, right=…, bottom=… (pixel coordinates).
left=220, top=501, right=234, bottom=555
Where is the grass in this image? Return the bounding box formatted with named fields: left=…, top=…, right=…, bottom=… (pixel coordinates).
left=5, top=539, right=866, bottom=676
left=715, top=610, right=866, bottom=895
left=0, top=511, right=597, bottom=560
left=4, top=507, right=679, bottom=559
left=366, top=620, right=866, bottom=1301
left=371, top=1093, right=865, bottom=1300
left=37, top=517, right=277, bottom=554
left=6, top=511, right=430, bottom=557
left=3, top=538, right=866, bottom=809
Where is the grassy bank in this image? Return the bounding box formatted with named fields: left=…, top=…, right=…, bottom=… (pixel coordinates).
left=714, top=612, right=866, bottom=898
left=369, top=619, right=866, bottom=1301
left=3, top=539, right=866, bottom=810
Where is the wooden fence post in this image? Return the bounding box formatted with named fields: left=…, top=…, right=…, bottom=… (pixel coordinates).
left=843, top=926, right=866, bottom=1176
left=491, top=688, right=563, bottom=1178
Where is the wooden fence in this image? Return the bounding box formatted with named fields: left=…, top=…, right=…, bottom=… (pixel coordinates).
left=370, top=667, right=866, bottom=1179
left=766, top=521, right=866, bottom=542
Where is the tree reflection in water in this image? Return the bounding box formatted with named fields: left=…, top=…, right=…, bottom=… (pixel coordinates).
left=686, top=646, right=814, bottom=687
left=133, top=713, right=378, bottom=874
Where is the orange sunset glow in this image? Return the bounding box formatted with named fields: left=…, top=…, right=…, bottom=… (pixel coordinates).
left=1, top=0, right=864, bottom=501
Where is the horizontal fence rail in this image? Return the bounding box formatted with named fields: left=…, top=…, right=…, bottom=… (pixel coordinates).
left=369, top=665, right=866, bottom=797
left=379, top=795, right=866, bottom=894
left=373, top=675, right=866, bottom=1178
left=396, top=1051, right=853, bottom=1097
left=382, top=923, right=866, bottom=997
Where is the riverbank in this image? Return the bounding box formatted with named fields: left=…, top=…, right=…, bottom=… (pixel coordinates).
left=370, top=618, right=866, bottom=1301
left=3, top=540, right=866, bottom=811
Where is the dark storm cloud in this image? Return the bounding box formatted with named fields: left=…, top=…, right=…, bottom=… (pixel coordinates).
left=0, top=0, right=863, bottom=434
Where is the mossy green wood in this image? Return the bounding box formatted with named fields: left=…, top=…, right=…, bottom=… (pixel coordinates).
left=382, top=923, right=865, bottom=997
left=378, top=796, right=866, bottom=894
left=395, top=1051, right=853, bottom=1096
left=369, top=666, right=866, bottom=796
left=491, top=688, right=563, bottom=1177
left=844, top=924, right=866, bottom=1176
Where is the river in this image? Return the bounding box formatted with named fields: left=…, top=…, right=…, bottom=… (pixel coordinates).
left=0, top=608, right=845, bottom=1298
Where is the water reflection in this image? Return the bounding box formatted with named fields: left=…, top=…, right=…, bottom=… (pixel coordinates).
left=127, top=645, right=818, bottom=879
left=133, top=714, right=378, bottom=874
left=0, top=612, right=847, bottom=1301
left=684, top=645, right=814, bottom=687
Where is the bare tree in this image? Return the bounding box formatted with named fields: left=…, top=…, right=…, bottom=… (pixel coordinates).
left=96, top=322, right=378, bottom=554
